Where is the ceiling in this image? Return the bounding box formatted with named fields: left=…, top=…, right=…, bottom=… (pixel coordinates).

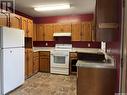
left=15, top=0, right=96, bottom=17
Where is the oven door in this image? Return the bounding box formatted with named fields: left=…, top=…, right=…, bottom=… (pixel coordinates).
left=51, top=50, right=69, bottom=68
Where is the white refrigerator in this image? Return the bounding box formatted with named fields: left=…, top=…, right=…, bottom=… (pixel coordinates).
left=0, top=27, right=25, bottom=95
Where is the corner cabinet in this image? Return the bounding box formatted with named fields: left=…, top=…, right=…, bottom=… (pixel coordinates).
left=95, top=0, right=119, bottom=41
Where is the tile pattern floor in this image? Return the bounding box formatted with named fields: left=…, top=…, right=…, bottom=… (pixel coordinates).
left=9, top=73, right=77, bottom=95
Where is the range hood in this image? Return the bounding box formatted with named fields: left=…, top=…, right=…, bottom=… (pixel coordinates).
left=53, top=32, right=71, bottom=37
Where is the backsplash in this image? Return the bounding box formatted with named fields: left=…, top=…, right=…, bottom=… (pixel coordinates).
left=33, top=41, right=101, bottom=48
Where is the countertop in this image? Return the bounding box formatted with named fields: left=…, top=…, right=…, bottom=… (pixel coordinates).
left=76, top=55, right=115, bottom=69
left=33, top=47, right=102, bottom=53
left=33, top=47, right=115, bottom=69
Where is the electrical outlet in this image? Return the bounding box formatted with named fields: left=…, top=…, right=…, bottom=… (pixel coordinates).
left=88, top=43, right=90, bottom=47
left=45, top=42, right=48, bottom=46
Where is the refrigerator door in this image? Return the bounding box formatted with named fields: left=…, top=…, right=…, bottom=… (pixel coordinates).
left=0, top=27, right=24, bottom=48
left=1, top=48, right=25, bottom=94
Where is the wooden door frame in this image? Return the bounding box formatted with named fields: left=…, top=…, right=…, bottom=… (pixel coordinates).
left=121, top=0, right=127, bottom=93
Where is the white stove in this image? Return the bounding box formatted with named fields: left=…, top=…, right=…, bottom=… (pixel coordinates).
left=50, top=44, right=72, bottom=75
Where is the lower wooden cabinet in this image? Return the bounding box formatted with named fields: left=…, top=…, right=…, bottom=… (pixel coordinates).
left=39, top=51, right=50, bottom=72
left=25, top=49, right=33, bottom=79
left=25, top=49, right=28, bottom=79
left=33, top=52, right=39, bottom=74
left=69, top=52, right=78, bottom=74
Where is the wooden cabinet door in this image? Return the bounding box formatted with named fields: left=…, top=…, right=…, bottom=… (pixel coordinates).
left=81, top=22, right=92, bottom=41
left=95, top=0, right=119, bottom=41
left=54, top=23, right=71, bottom=32
left=25, top=49, right=28, bottom=78
left=40, top=58, right=50, bottom=72
left=0, top=14, right=7, bottom=26
left=27, top=19, right=33, bottom=37
left=36, top=24, right=44, bottom=41
left=72, top=23, right=82, bottom=41
left=62, top=23, right=71, bottom=32
left=53, top=24, right=63, bottom=32
left=27, top=49, right=33, bottom=77
left=10, top=14, right=21, bottom=29
left=33, top=24, right=37, bottom=41
left=44, top=24, right=54, bottom=41
left=33, top=52, right=39, bottom=74
left=33, top=58, right=39, bottom=74
left=21, top=17, right=28, bottom=37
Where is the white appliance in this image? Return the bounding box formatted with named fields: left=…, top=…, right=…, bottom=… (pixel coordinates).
left=50, top=44, right=72, bottom=75
left=0, top=27, right=25, bottom=95
left=53, top=32, right=71, bottom=37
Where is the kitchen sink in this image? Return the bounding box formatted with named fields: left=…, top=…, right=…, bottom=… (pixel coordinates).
left=77, top=52, right=106, bottom=63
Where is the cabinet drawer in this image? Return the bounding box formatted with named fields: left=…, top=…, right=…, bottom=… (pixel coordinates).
left=33, top=52, right=39, bottom=57
left=70, top=52, right=77, bottom=58
left=39, top=51, right=50, bottom=58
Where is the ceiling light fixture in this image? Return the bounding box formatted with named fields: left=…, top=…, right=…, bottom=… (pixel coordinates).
left=34, top=3, right=71, bottom=11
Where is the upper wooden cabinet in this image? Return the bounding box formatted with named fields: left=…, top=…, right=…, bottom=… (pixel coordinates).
left=95, top=0, right=119, bottom=41
left=81, top=22, right=92, bottom=41
left=27, top=19, right=33, bottom=37
left=21, top=17, right=33, bottom=37
left=36, top=24, right=44, bottom=41
left=72, top=23, right=81, bottom=41
left=54, top=23, right=71, bottom=32
left=21, top=17, right=28, bottom=37
left=0, top=13, right=7, bottom=26
left=33, top=24, right=37, bottom=41
left=35, top=22, right=93, bottom=41
left=10, top=14, right=21, bottom=29
left=72, top=22, right=92, bottom=41
left=43, top=24, right=54, bottom=41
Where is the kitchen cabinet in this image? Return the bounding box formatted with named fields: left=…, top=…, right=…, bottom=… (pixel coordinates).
left=33, top=52, right=39, bottom=74
left=43, top=24, right=54, bottom=41
left=77, top=67, right=116, bottom=95
left=10, top=14, right=21, bottom=29
left=53, top=23, right=71, bottom=32
left=36, top=22, right=92, bottom=41
left=27, top=19, right=33, bottom=37
left=36, top=24, right=44, bottom=41
left=27, top=49, right=33, bottom=77
left=72, top=22, right=92, bottom=41
left=72, top=23, right=82, bottom=41
left=81, top=22, right=92, bottom=41
left=39, top=51, right=50, bottom=72
left=0, top=14, right=7, bottom=26
left=33, top=24, right=37, bottom=41
left=25, top=49, right=33, bottom=78
left=21, top=17, right=28, bottom=37
left=21, top=17, right=33, bottom=37
left=25, top=49, right=28, bottom=79
left=95, top=0, right=119, bottom=41
left=69, top=52, right=77, bottom=74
